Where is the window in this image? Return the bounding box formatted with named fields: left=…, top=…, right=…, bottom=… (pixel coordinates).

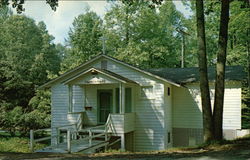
left=115, top=88, right=120, bottom=113
left=141, top=86, right=154, bottom=99
left=115, top=87, right=132, bottom=113
left=68, top=85, right=73, bottom=112
left=168, top=87, right=171, bottom=96
left=168, top=132, right=171, bottom=143
left=125, top=88, right=132, bottom=113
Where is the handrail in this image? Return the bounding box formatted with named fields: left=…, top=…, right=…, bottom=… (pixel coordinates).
left=30, top=113, right=111, bottom=153
left=56, top=123, right=76, bottom=129
left=33, top=128, right=51, bottom=133
left=108, top=138, right=121, bottom=147
left=66, top=114, right=112, bottom=153
left=77, top=125, right=105, bottom=133
left=30, top=129, right=51, bottom=152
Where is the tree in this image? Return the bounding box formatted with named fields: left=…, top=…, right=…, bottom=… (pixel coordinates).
left=104, top=1, right=184, bottom=68
left=195, top=0, right=214, bottom=142
left=0, top=12, right=61, bottom=134
left=213, top=0, right=230, bottom=140
left=0, top=0, right=58, bottom=13
left=62, top=10, right=103, bottom=71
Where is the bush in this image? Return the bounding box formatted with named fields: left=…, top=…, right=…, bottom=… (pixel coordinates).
left=0, top=90, right=51, bottom=136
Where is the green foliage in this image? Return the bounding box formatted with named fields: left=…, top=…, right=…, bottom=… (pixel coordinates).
left=103, top=1, right=184, bottom=69
left=62, top=10, right=103, bottom=71
left=0, top=107, right=23, bottom=135
left=242, top=86, right=250, bottom=129
left=0, top=8, right=60, bottom=135
left=0, top=0, right=58, bottom=14
left=0, top=90, right=51, bottom=135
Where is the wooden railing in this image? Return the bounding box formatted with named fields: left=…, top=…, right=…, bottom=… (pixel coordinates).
left=30, top=113, right=113, bottom=153
left=30, top=128, right=51, bottom=152
left=30, top=112, right=85, bottom=152
left=65, top=114, right=112, bottom=153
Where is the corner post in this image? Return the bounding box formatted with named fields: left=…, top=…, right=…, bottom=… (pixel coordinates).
left=119, top=83, right=125, bottom=114
left=67, top=130, right=71, bottom=153
left=56, top=127, right=60, bottom=146
left=89, top=130, right=92, bottom=146
left=121, top=134, right=125, bottom=151
left=30, top=130, right=34, bottom=152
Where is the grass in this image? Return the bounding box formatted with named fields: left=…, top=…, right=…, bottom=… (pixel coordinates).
left=0, top=132, right=48, bottom=153
left=0, top=137, right=47, bottom=153
left=0, top=135, right=249, bottom=160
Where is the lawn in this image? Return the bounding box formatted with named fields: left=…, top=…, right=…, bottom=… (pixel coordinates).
left=0, top=134, right=249, bottom=159
left=0, top=132, right=47, bottom=153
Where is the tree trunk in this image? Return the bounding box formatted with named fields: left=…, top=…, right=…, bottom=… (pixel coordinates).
left=196, top=0, right=214, bottom=142
left=213, top=0, right=230, bottom=141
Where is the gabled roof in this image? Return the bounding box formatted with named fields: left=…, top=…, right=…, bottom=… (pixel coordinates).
left=148, top=66, right=246, bottom=85
left=39, top=54, right=181, bottom=89
left=63, top=68, right=138, bottom=85
left=39, top=53, right=246, bottom=89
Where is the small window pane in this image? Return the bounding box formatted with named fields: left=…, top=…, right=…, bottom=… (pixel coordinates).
left=115, top=88, right=120, bottom=113
left=125, top=88, right=132, bottom=113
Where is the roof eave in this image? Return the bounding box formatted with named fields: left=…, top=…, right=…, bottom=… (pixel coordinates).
left=102, top=55, right=181, bottom=87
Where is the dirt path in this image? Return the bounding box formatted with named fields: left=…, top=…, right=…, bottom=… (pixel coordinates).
left=0, top=149, right=250, bottom=160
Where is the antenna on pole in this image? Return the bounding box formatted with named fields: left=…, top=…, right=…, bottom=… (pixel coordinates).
left=176, top=27, right=190, bottom=68
left=100, top=36, right=107, bottom=55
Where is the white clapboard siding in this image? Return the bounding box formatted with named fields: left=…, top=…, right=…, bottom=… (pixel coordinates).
left=109, top=113, right=135, bottom=134
left=172, top=82, right=241, bottom=130
left=83, top=85, right=97, bottom=125
left=51, top=84, right=84, bottom=145
left=93, top=60, right=166, bottom=151
left=51, top=84, right=69, bottom=145
left=72, top=85, right=84, bottom=112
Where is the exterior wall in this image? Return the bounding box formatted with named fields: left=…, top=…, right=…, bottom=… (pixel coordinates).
left=125, top=131, right=134, bottom=151
left=164, top=83, right=173, bottom=148
left=109, top=113, right=135, bottom=134
left=172, top=82, right=242, bottom=147
left=95, top=59, right=166, bottom=151
left=50, top=58, right=168, bottom=151
left=51, top=84, right=83, bottom=145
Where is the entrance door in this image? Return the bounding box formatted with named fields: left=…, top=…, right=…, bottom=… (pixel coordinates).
left=98, top=90, right=112, bottom=124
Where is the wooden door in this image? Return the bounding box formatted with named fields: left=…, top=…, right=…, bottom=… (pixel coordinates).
left=98, top=90, right=112, bottom=124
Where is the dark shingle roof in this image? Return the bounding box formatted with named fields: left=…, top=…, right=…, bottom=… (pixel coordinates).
left=148, top=66, right=247, bottom=85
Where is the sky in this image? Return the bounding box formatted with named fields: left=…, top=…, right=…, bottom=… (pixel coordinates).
left=13, top=1, right=192, bottom=44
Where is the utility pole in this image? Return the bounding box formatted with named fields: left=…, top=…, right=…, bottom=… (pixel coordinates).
left=100, top=36, right=107, bottom=55
left=176, top=28, right=190, bottom=68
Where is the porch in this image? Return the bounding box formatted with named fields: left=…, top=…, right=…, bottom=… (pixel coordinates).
left=30, top=112, right=135, bottom=153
